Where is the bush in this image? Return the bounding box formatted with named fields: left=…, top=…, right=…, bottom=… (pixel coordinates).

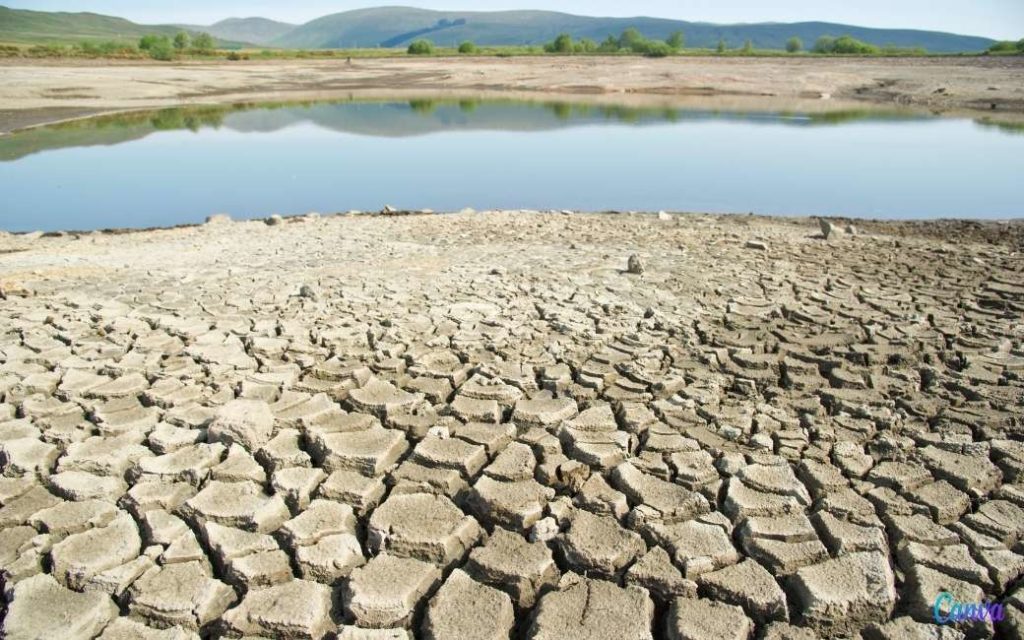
left=226, top=51, right=249, bottom=61
left=716, top=38, right=727, bottom=54
left=813, top=36, right=835, bottom=53
left=991, top=39, right=1024, bottom=52
left=814, top=35, right=879, bottom=55
left=407, top=39, right=435, bottom=55
left=597, top=35, right=620, bottom=53
left=173, top=32, right=190, bottom=51
left=741, top=39, right=754, bottom=54
left=458, top=41, right=477, bottom=54
left=832, top=36, right=879, bottom=54
left=573, top=38, right=597, bottom=53
left=786, top=37, right=803, bottom=53
left=619, top=28, right=644, bottom=51
left=667, top=31, right=684, bottom=51
left=544, top=33, right=573, bottom=53
left=192, top=32, right=215, bottom=53
left=147, top=37, right=174, bottom=61
left=139, top=35, right=161, bottom=50
left=642, top=41, right=673, bottom=58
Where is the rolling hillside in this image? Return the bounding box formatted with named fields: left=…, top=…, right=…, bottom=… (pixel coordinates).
left=0, top=5, right=996, bottom=53
left=273, top=6, right=994, bottom=53
left=205, top=17, right=295, bottom=45
left=0, top=5, right=245, bottom=46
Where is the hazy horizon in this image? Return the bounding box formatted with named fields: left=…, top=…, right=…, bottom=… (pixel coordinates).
left=3, top=0, right=1022, bottom=40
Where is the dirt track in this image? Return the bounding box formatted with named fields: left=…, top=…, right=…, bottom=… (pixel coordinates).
left=1, top=55, right=1023, bottom=132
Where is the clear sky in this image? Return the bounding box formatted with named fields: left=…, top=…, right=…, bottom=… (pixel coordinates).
left=4, top=0, right=1022, bottom=39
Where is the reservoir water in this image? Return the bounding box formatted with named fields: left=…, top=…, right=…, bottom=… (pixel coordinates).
left=0, top=99, right=1021, bottom=232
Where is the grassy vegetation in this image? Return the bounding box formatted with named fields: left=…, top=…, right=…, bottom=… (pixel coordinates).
left=0, top=27, right=1015, bottom=61
left=987, top=39, right=1024, bottom=54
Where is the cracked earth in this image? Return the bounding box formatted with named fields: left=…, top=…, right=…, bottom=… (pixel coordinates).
left=0, top=210, right=1022, bottom=639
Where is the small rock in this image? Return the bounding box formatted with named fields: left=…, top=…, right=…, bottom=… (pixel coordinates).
left=745, top=240, right=768, bottom=251
left=531, top=517, right=560, bottom=543
left=627, top=254, right=645, bottom=275
left=265, top=214, right=285, bottom=226
left=819, top=219, right=833, bottom=239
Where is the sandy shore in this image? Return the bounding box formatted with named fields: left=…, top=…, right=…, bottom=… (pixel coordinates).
left=2, top=55, right=1023, bottom=132
left=1, top=210, right=1022, bottom=638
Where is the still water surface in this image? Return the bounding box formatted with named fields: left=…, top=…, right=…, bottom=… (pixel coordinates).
left=0, top=99, right=1021, bottom=232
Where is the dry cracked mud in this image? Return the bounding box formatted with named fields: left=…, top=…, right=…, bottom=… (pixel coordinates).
left=0, top=210, right=1022, bottom=639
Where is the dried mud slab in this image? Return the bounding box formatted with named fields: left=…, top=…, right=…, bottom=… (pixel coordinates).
left=0, top=210, right=1022, bottom=638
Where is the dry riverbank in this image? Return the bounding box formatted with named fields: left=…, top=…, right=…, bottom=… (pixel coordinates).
left=1, top=210, right=1023, bottom=638
left=1, top=55, right=1023, bottom=132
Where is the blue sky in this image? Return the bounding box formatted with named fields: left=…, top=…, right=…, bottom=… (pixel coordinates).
left=5, top=0, right=1022, bottom=39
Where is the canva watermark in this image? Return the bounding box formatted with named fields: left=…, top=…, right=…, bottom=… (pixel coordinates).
left=933, top=592, right=1005, bottom=624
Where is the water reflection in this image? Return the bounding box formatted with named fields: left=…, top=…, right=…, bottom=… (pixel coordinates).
left=0, top=97, right=1021, bottom=231
left=0, top=98, right=934, bottom=163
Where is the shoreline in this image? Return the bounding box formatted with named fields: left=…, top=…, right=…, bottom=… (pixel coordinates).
left=2, top=55, right=1023, bottom=132
left=4, top=209, right=1022, bottom=241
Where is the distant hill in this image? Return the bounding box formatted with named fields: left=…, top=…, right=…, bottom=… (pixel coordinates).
left=205, top=17, right=295, bottom=45
left=0, top=5, right=246, bottom=46
left=273, top=6, right=994, bottom=53
left=0, top=5, right=996, bottom=53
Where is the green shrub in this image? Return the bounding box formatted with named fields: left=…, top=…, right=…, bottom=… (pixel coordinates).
left=597, top=35, right=620, bottom=53
left=148, top=37, right=174, bottom=61
left=642, top=41, right=673, bottom=58
left=741, top=39, right=754, bottom=54
left=619, top=28, right=644, bottom=51
left=407, top=39, right=435, bottom=55
left=786, top=37, right=803, bottom=53
left=458, top=41, right=477, bottom=54
left=173, top=32, right=190, bottom=51
left=192, top=32, right=215, bottom=53
left=667, top=31, right=684, bottom=51
left=813, top=36, right=835, bottom=53
left=716, top=38, right=727, bottom=54
left=544, top=33, right=573, bottom=53
left=139, top=35, right=161, bottom=50
left=1019, top=38, right=1024, bottom=52
left=988, top=41, right=1018, bottom=53
left=573, top=38, right=597, bottom=53
left=832, top=35, right=879, bottom=54
left=226, top=51, right=249, bottom=61
left=814, top=35, right=879, bottom=55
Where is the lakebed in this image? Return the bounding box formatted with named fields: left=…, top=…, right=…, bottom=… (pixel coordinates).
left=2, top=54, right=1024, bottom=640
left=1, top=55, right=1023, bottom=133
left=0, top=210, right=1022, bottom=638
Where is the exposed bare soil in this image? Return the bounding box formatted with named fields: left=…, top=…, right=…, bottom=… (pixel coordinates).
left=1, top=55, right=1023, bottom=132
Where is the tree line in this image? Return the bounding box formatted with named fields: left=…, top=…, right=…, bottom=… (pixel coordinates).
left=139, top=32, right=215, bottom=60
left=405, top=29, right=957, bottom=57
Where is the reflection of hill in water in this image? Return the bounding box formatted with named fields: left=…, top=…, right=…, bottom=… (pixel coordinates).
left=0, top=99, right=931, bottom=162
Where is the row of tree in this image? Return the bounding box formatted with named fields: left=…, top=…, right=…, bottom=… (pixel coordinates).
left=139, top=32, right=215, bottom=60
left=988, top=39, right=1024, bottom=54
left=544, top=28, right=684, bottom=56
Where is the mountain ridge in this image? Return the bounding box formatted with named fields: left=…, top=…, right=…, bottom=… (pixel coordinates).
left=0, top=5, right=997, bottom=53
left=271, top=7, right=995, bottom=52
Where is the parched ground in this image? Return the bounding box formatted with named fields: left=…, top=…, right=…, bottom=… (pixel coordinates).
left=1, top=55, right=1023, bottom=132
left=0, top=211, right=1023, bottom=639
